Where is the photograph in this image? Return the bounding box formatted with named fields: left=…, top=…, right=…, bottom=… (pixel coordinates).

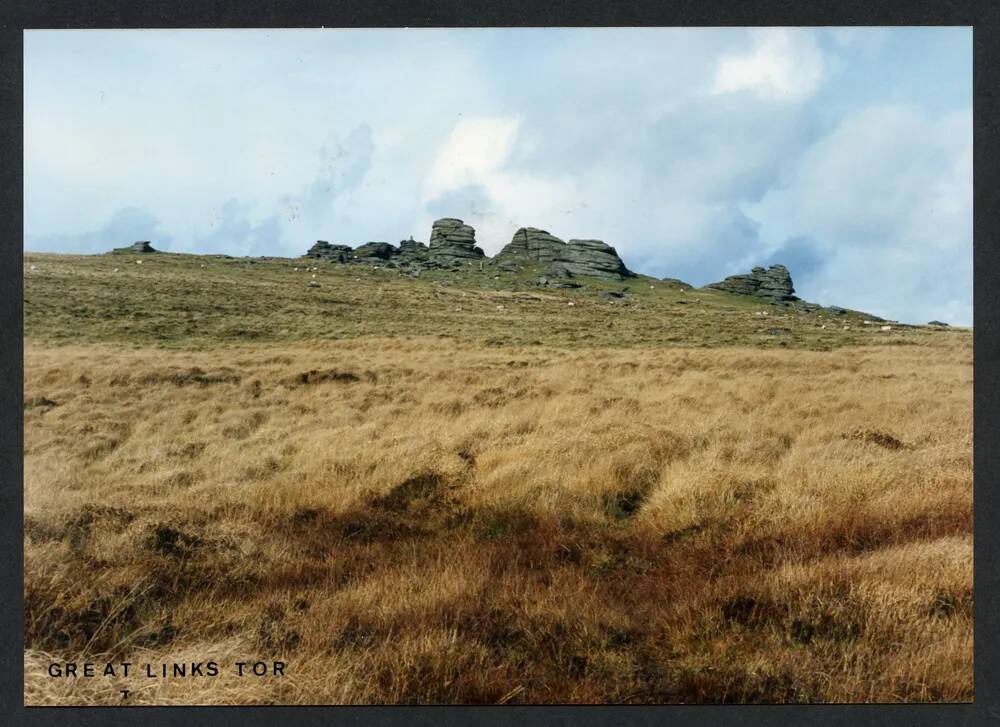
left=21, top=26, right=973, bottom=705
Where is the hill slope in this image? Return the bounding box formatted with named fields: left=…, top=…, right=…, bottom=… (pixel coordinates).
left=25, top=252, right=957, bottom=349
left=22, top=251, right=972, bottom=705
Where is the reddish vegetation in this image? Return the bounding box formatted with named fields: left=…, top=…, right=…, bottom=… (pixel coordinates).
left=23, top=336, right=971, bottom=704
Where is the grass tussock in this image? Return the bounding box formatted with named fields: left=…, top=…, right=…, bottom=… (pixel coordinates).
left=23, top=333, right=971, bottom=705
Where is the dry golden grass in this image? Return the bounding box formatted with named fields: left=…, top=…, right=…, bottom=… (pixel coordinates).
left=23, top=334, right=972, bottom=704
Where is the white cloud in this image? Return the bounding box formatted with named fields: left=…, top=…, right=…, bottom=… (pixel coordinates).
left=23, top=28, right=972, bottom=325
left=419, top=116, right=584, bottom=251
left=711, top=28, right=825, bottom=100
left=422, top=117, right=522, bottom=203
left=747, top=104, right=972, bottom=324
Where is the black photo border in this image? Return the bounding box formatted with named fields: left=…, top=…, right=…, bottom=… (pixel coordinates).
left=1, top=1, right=997, bottom=725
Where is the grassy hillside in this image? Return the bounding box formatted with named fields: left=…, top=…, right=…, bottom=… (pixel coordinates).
left=22, top=252, right=972, bottom=705
left=24, top=251, right=956, bottom=349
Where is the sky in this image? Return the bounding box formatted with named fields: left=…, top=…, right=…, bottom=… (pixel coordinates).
left=24, top=27, right=972, bottom=324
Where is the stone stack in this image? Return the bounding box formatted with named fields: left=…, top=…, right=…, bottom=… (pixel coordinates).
left=305, top=240, right=353, bottom=262
left=704, top=264, right=797, bottom=302
left=427, top=218, right=485, bottom=265
left=396, top=239, right=430, bottom=265
left=494, top=227, right=633, bottom=281
left=538, top=260, right=582, bottom=289
left=560, top=239, right=632, bottom=280
left=113, top=241, right=158, bottom=254
left=352, top=242, right=398, bottom=263
left=757, top=264, right=795, bottom=300
left=548, top=261, right=574, bottom=279
left=398, top=239, right=428, bottom=256
left=495, top=227, right=567, bottom=264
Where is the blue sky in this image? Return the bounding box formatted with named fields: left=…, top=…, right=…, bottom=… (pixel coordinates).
left=24, top=28, right=972, bottom=324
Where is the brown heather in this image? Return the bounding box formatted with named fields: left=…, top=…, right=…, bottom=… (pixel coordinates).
left=23, top=253, right=972, bottom=704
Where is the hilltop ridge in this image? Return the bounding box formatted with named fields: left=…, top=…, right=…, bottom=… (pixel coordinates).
left=106, top=216, right=898, bottom=323
left=24, top=240, right=963, bottom=350
left=303, top=218, right=634, bottom=284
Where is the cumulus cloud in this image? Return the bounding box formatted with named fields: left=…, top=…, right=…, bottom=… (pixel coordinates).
left=747, top=105, right=972, bottom=323
left=24, top=28, right=972, bottom=324
left=419, top=116, right=580, bottom=250
left=424, top=184, right=496, bottom=225
left=711, top=28, right=826, bottom=100
left=422, top=117, right=522, bottom=203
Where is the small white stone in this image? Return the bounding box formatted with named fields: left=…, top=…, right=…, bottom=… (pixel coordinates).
left=567, top=301, right=575, bottom=306
left=136, top=260, right=142, bottom=265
